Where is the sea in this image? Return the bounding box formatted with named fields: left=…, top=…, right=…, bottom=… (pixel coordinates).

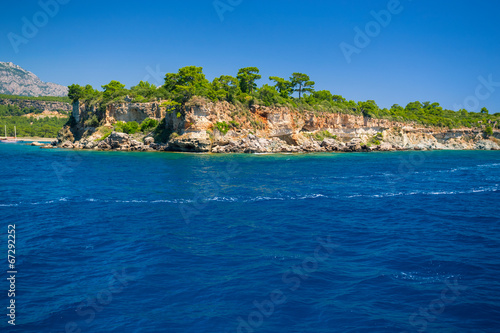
left=0, top=143, right=499, bottom=333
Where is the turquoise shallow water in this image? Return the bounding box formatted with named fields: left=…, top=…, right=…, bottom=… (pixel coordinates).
left=0, top=144, right=499, bottom=333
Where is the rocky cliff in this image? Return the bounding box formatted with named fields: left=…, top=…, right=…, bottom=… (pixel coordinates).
left=57, top=98, right=500, bottom=153
left=0, top=62, right=68, bottom=97
left=0, top=98, right=71, bottom=112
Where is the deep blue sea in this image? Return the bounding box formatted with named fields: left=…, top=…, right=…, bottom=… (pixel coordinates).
left=1, top=143, right=499, bottom=333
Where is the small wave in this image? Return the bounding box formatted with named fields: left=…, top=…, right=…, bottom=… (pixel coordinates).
left=249, top=196, right=286, bottom=202
left=393, top=271, right=459, bottom=284
left=411, top=163, right=500, bottom=176
left=30, top=200, right=55, bottom=205
left=296, top=193, right=327, bottom=200
left=206, top=197, right=238, bottom=202
left=477, top=163, right=500, bottom=168
left=115, top=200, right=149, bottom=203
left=8, top=186, right=497, bottom=207
left=344, top=186, right=499, bottom=199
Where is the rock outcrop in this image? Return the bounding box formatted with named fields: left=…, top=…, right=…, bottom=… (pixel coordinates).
left=58, top=98, right=500, bottom=153
left=0, top=98, right=71, bottom=112
left=104, top=102, right=166, bottom=124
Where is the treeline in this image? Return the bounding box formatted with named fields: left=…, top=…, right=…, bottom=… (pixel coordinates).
left=0, top=116, right=68, bottom=138
left=0, top=105, right=68, bottom=138
left=0, top=104, right=45, bottom=117
left=68, top=66, right=500, bottom=129
left=0, top=93, right=71, bottom=103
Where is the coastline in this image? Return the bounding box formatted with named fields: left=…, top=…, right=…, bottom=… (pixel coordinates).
left=56, top=99, right=500, bottom=154
left=50, top=134, right=500, bottom=154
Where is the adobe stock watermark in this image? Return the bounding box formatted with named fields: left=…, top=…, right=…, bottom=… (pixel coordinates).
left=401, top=277, right=467, bottom=333
left=213, top=0, right=243, bottom=22
left=179, top=160, right=241, bottom=224
left=61, top=268, right=136, bottom=333
left=142, top=64, right=164, bottom=86
left=51, top=150, right=83, bottom=182
left=7, top=0, right=71, bottom=54
left=384, top=150, right=426, bottom=191
left=236, top=236, right=338, bottom=333
left=340, top=0, right=412, bottom=64
left=453, top=74, right=500, bottom=112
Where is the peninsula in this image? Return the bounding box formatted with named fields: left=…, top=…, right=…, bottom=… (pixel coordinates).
left=55, top=66, right=499, bottom=153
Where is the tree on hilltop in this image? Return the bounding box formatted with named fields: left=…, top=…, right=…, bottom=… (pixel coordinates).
left=269, top=76, right=292, bottom=98
left=237, top=67, right=261, bottom=94
left=102, top=80, right=126, bottom=101
left=68, top=84, right=84, bottom=102
left=290, top=73, right=315, bottom=99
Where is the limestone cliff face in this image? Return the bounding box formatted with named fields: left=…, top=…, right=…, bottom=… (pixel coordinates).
left=72, top=100, right=165, bottom=125
left=166, top=100, right=499, bottom=152
left=104, top=103, right=165, bottom=124
left=0, top=98, right=71, bottom=112
left=63, top=98, right=500, bottom=153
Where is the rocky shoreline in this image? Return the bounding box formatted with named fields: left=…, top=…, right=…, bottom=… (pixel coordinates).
left=48, top=130, right=500, bottom=154
left=53, top=99, right=500, bottom=154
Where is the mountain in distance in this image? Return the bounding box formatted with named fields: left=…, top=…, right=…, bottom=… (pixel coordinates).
left=0, top=61, right=68, bottom=97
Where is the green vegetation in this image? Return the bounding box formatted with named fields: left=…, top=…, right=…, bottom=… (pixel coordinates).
left=214, top=121, right=230, bottom=135
left=151, top=118, right=171, bottom=143
left=366, top=133, right=384, bottom=146
left=312, top=130, right=337, bottom=141
left=291, top=73, right=315, bottom=100
left=140, top=118, right=159, bottom=133
left=237, top=67, right=261, bottom=94
left=0, top=116, right=67, bottom=138
left=0, top=104, right=42, bottom=117
left=169, top=132, right=179, bottom=140
left=484, top=126, right=494, bottom=137
left=67, top=66, right=500, bottom=130
left=95, top=126, right=113, bottom=141
left=229, top=120, right=240, bottom=129
left=112, top=118, right=160, bottom=135
left=0, top=104, right=68, bottom=137
left=0, top=93, right=70, bottom=103
left=114, top=121, right=140, bottom=134
left=84, top=115, right=99, bottom=128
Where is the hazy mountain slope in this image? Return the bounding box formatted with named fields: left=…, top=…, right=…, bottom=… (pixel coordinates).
left=0, top=61, right=68, bottom=97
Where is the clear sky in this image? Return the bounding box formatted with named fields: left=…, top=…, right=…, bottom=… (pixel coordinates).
left=1, top=0, right=499, bottom=112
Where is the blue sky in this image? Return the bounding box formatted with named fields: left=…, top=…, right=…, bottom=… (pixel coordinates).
left=1, top=0, right=499, bottom=112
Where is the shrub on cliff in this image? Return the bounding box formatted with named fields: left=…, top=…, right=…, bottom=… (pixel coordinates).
left=84, top=115, right=99, bottom=128
left=215, top=121, right=230, bottom=135
left=311, top=130, right=337, bottom=141
left=95, top=127, right=112, bottom=141
left=114, top=121, right=140, bottom=134
left=484, top=126, right=494, bottom=137
left=124, top=121, right=139, bottom=134
left=140, top=118, right=159, bottom=133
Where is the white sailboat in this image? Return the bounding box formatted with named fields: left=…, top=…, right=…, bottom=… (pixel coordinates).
left=1, top=125, right=23, bottom=143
